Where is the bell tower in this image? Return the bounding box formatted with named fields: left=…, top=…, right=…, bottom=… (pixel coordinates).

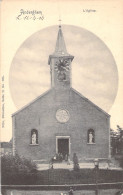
left=48, top=25, right=74, bottom=90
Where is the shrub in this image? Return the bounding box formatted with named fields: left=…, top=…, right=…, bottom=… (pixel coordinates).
left=1, top=154, right=37, bottom=175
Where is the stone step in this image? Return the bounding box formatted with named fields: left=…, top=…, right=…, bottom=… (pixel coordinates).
left=36, top=162, right=122, bottom=171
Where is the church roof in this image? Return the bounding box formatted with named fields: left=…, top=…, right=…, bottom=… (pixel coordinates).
left=54, top=25, right=68, bottom=56
left=71, top=88, right=110, bottom=117
left=12, top=89, right=52, bottom=116
left=48, top=26, right=74, bottom=64
left=12, top=88, right=110, bottom=117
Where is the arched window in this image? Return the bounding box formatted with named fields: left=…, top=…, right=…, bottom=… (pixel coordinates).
left=31, top=129, right=38, bottom=144
left=87, top=129, right=95, bottom=143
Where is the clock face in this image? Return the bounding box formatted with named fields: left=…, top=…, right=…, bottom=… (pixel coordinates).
left=56, top=109, right=70, bottom=123
left=55, top=59, right=70, bottom=73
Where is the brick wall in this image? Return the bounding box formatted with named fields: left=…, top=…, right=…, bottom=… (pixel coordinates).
left=12, top=88, right=110, bottom=162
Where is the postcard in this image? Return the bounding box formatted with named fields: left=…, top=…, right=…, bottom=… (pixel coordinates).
left=1, top=0, right=123, bottom=194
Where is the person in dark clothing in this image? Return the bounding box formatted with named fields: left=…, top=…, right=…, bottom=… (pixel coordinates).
left=73, top=153, right=78, bottom=164
left=60, top=153, right=63, bottom=162
left=73, top=153, right=79, bottom=170
left=65, top=154, right=68, bottom=161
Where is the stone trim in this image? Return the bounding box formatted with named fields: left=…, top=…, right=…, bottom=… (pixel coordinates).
left=87, top=143, right=96, bottom=145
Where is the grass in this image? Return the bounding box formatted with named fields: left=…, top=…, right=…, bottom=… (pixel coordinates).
left=2, top=168, right=123, bottom=185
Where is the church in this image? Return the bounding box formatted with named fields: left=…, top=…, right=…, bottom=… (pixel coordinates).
left=12, top=25, right=110, bottom=162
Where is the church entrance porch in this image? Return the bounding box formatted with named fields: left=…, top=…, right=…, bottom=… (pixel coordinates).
left=56, top=136, right=71, bottom=160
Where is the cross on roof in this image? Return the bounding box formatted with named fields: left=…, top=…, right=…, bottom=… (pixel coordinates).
left=59, top=17, right=62, bottom=28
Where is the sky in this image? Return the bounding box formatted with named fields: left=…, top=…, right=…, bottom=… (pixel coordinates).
left=9, top=25, right=118, bottom=114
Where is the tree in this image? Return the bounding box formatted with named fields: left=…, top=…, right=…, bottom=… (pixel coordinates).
left=110, top=126, right=123, bottom=155
left=117, top=125, right=123, bottom=154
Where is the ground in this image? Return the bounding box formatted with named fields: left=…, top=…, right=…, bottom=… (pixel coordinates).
left=3, top=189, right=122, bottom=195
left=36, top=161, right=122, bottom=171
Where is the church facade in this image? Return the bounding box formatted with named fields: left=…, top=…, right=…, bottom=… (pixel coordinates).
left=12, top=26, right=110, bottom=162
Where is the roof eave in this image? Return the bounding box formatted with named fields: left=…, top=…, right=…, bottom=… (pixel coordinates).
left=12, top=89, right=52, bottom=117
left=48, top=54, right=74, bottom=65
left=71, top=88, right=110, bottom=117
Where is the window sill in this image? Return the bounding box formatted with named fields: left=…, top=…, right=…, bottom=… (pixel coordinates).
left=87, top=143, right=96, bottom=145
left=30, top=144, right=39, bottom=146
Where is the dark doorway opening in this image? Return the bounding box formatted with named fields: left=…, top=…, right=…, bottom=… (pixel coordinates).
left=58, top=139, right=69, bottom=160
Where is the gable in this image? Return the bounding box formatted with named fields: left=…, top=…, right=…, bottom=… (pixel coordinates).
left=12, top=87, right=110, bottom=118
left=70, top=88, right=110, bottom=118
left=12, top=89, right=52, bottom=116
